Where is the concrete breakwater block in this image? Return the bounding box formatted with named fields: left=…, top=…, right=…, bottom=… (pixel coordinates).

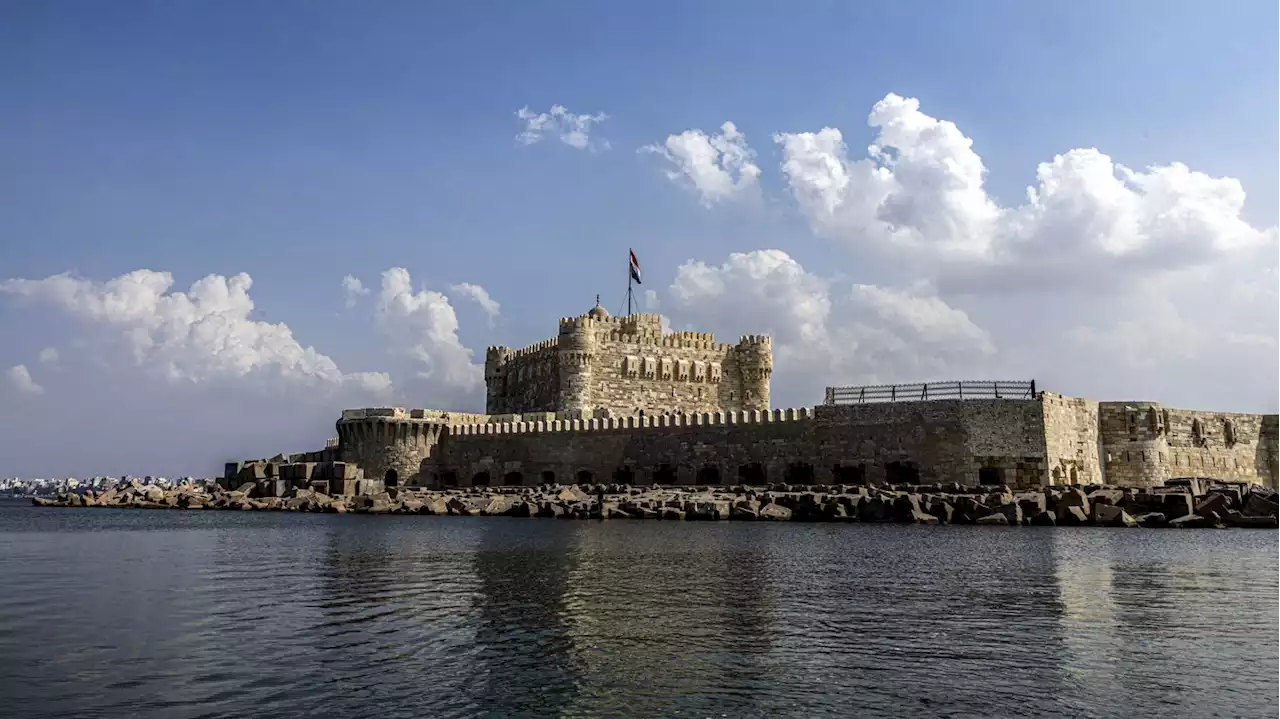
left=32, top=481, right=1280, bottom=529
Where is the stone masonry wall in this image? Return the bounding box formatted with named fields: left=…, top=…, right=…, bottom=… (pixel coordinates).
left=485, top=309, right=771, bottom=418
left=486, top=342, right=560, bottom=414
left=336, top=408, right=487, bottom=484
left=423, top=398, right=1049, bottom=489
left=1098, top=402, right=1277, bottom=488
left=588, top=330, right=745, bottom=417
left=1041, top=392, right=1103, bottom=485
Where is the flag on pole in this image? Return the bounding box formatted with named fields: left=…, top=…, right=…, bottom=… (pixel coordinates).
left=629, top=249, right=642, bottom=284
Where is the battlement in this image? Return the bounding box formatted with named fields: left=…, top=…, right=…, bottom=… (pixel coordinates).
left=507, top=338, right=558, bottom=360
left=738, top=335, right=771, bottom=346
left=448, top=407, right=815, bottom=437
left=559, top=312, right=664, bottom=329
left=338, top=408, right=490, bottom=425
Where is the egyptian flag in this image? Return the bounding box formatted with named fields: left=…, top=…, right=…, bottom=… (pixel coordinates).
left=629, top=249, right=642, bottom=284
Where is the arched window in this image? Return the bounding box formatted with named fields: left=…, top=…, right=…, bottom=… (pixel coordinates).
left=1191, top=418, right=1206, bottom=447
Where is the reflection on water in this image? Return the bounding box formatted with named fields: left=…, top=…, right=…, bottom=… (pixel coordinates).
left=0, top=501, right=1275, bottom=719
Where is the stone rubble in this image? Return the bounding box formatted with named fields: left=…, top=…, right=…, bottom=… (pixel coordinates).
left=30, top=478, right=1279, bottom=529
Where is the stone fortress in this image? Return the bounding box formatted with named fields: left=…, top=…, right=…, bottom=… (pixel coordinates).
left=235, top=301, right=1280, bottom=492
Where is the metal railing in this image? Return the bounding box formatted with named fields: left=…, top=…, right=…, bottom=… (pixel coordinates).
left=824, top=380, right=1037, bottom=405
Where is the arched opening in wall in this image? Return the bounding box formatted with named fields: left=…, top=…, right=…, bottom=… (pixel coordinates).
left=696, top=465, right=721, bottom=485
left=576, top=470, right=594, bottom=484
left=653, top=464, right=677, bottom=485
left=384, top=468, right=399, bottom=488
left=1069, top=466, right=1079, bottom=484
left=613, top=466, right=635, bottom=484
left=738, top=463, right=766, bottom=485
left=784, top=463, right=815, bottom=485
left=503, top=471, right=524, bottom=486
left=886, top=461, right=920, bottom=485
left=978, top=467, right=1003, bottom=486
left=1051, top=467, right=1063, bottom=485
left=1192, top=418, right=1206, bottom=447
left=1223, top=419, right=1237, bottom=447
left=472, top=471, right=491, bottom=487
left=541, top=470, right=557, bottom=485
left=442, top=471, right=458, bottom=488
left=832, top=464, right=867, bottom=485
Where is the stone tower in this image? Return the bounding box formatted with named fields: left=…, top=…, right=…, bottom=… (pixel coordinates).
left=484, top=346, right=511, bottom=414
left=735, top=335, right=772, bottom=412
left=556, top=301, right=606, bottom=418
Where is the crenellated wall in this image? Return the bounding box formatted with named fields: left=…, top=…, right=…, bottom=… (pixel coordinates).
left=335, top=408, right=473, bottom=484
left=417, top=398, right=1050, bottom=490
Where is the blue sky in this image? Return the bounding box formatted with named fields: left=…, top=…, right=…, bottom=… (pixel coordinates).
left=1, top=1, right=1276, bottom=477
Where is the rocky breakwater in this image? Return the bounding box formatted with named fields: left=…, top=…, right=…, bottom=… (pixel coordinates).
left=30, top=478, right=1280, bottom=528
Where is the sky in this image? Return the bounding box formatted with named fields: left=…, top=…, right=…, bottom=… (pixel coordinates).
left=1, top=0, right=1277, bottom=478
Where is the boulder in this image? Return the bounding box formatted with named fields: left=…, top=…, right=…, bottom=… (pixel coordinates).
left=1170, top=514, right=1220, bottom=529
left=1055, top=488, right=1091, bottom=519
left=1059, top=506, right=1090, bottom=526
left=1029, top=510, right=1056, bottom=526
left=858, top=496, right=891, bottom=522
left=927, top=499, right=954, bottom=524
left=1160, top=493, right=1194, bottom=519
left=1227, top=515, right=1279, bottom=529
left=891, top=493, right=923, bottom=522
left=759, top=503, right=792, bottom=521
left=483, top=496, right=512, bottom=516
left=996, top=502, right=1024, bottom=526
left=1243, top=493, right=1279, bottom=518
left=976, top=513, right=1009, bottom=526
left=1088, top=488, right=1123, bottom=506
left=1194, top=493, right=1231, bottom=519
left=1094, top=504, right=1138, bottom=527
left=1136, top=512, right=1168, bottom=528
left=660, top=507, right=685, bottom=520
left=1016, top=493, right=1047, bottom=516
left=909, top=509, right=939, bottom=524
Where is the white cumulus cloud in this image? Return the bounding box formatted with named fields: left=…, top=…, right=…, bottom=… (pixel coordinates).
left=0, top=269, right=392, bottom=394
left=376, top=268, right=483, bottom=392
left=667, top=249, right=996, bottom=405
left=37, top=347, right=59, bottom=364
left=6, top=365, right=43, bottom=395
left=516, top=104, right=610, bottom=151
left=642, top=121, right=761, bottom=206
left=775, top=93, right=1276, bottom=287
left=449, top=282, right=501, bottom=325
left=342, top=275, right=369, bottom=308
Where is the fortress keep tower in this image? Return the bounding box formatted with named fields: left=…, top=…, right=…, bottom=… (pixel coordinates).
left=484, top=299, right=772, bottom=418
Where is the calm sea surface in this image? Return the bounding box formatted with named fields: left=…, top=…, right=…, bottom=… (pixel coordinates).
left=0, top=499, right=1276, bottom=719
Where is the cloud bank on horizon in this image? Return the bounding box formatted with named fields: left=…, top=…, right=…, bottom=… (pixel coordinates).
left=2, top=92, right=1275, bottom=477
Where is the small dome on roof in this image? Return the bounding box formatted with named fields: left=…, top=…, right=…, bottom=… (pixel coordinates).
left=588, top=300, right=610, bottom=320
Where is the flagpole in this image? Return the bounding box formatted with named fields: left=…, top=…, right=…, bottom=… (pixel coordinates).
left=626, top=254, right=633, bottom=316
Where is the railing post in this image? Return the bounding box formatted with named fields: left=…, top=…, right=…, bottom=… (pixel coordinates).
left=958, top=382, right=962, bottom=400
left=891, top=385, right=896, bottom=402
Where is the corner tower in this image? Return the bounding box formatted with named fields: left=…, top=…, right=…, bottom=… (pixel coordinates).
left=484, top=346, right=511, bottom=414
left=557, top=301, right=604, bottom=418
left=735, top=335, right=772, bottom=412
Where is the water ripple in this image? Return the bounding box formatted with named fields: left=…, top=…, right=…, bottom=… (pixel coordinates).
left=0, top=503, right=1275, bottom=718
